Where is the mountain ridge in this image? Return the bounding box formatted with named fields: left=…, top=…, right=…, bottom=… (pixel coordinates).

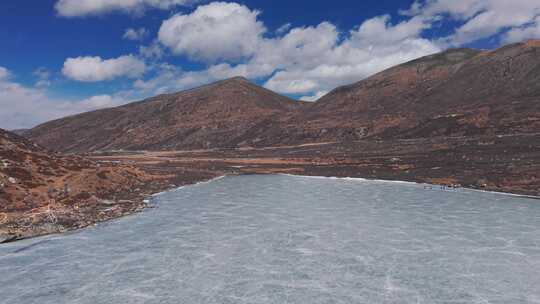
left=25, top=76, right=304, bottom=152
left=25, top=40, right=540, bottom=152
left=296, top=40, right=540, bottom=141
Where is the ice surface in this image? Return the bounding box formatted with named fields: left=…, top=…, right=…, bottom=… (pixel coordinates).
left=1, top=175, right=540, bottom=304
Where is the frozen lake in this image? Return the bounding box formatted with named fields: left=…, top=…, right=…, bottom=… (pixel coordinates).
left=1, top=174, right=540, bottom=304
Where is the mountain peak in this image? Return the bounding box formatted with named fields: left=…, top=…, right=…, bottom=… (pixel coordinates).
left=402, top=47, right=482, bottom=68
left=223, top=76, right=249, bottom=82
left=175, top=76, right=252, bottom=94
left=207, top=76, right=250, bottom=88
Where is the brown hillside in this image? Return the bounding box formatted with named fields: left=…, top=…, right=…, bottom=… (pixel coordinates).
left=26, top=40, right=540, bottom=151
left=26, top=77, right=304, bottom=152
left=297, top=41, right=540, bottom=141
left=0, top=128, right=161, bottom=242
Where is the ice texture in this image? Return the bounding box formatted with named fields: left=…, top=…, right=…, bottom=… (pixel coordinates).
left=1, top=175, right=540, bottom=304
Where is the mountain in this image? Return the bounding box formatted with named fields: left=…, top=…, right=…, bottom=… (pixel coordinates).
left=26, top=77, right=304, bottom=153
left=26, top=40, right=540, bottom=152
left=0, top=128, right=159, bottom=242
left=297, top=40, right=540, bottom=141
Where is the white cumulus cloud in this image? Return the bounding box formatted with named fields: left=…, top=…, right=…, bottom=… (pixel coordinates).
left=0, top=67, right=10, bottom=80
left=123, top=27, right=149, bottom=41
left=158, top=2, right=266, bottom=62
left=62, top=55, right=146, bottom=82
left=33, top=67, right=52, bottom=88
left=0, top=66, right=129, bottom=129
left=55, top=0, right=200, bottom=17
left=259, top=17, right=439, bottom=94
left=139, top=41, right=166, bottom=59
left=403, top=0, right=540, bottom=46
left=154, top=3, right=440, bottom=96
left=504, top=16, right=540, bottom=43
left=276, top=23, right=292, bottom=34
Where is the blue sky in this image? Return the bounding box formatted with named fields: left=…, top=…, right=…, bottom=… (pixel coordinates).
left=1, top=0, right=540, bottom=129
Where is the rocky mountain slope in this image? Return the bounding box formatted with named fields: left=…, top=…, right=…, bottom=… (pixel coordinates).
left=26, top=40, right=540, bottom=152
left=25, top=77, right=304, bottom=152
left=294, top=41, right=540, bottom=142
left=0, top=128, right=168, bottom=242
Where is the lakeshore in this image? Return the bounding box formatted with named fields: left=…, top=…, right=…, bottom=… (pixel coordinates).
left=2, top=134, right=540, bottom=243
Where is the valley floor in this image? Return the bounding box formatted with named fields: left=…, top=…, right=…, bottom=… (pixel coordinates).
left=91, top=134, right=540, bottom=198
left=2, top=134, right=539, bottom=242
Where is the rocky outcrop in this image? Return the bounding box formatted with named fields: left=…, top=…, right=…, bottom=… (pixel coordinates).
left=0, top=129, right=168, bottom=242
